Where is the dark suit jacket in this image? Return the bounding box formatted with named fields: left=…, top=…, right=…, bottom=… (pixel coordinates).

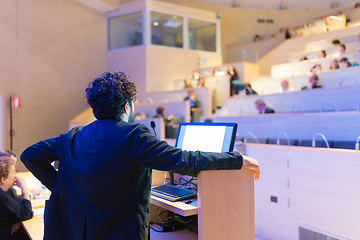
left=264, top=107, right=275, bottom=114
left=21, top=120, right=243, bottom=240
left=0, top=188, right=33, bottom=240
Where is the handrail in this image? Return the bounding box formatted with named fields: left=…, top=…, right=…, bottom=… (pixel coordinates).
left=356, top=136, right=360, bottom=151
left=312, top=133, right=330, bottom=148
left=244, top=132, right=259, bottom=144
left=320, top=100, right=337, bottom=112
left=277, top=132, right=290, bottom=146
left=338, top=76, right=358, bottom=88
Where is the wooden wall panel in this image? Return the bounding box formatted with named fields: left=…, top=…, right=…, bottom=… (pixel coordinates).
left=0, top=0, right=106, bottom=171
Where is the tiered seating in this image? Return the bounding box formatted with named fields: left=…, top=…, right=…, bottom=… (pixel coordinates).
left=201, top=111, right=360, bottom=150
left=252, top=66, right=360, bottom=95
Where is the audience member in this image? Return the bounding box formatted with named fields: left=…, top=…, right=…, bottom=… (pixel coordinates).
left=285, top=28, right=292, bottom=39
left=243, top=83, right=258, bottom=95
left=155, top=106, right=179, bottom=138
left=184, top=78, right=193, bottom=89
left=311, top=64, right=322, bottom=74
left=155, top=106, right=174, bottom=124
left=197, top=77, right=206, bottom=87
left=211, top=68, right=225, bottom=77
left=333, top=43, right=346, bottom=57
left=332, top=39, right=341, bottom=46
left=299, top=56, right=308, bottom=61
left=135, top=112, right=146, bottom=120
left=302, top=74, right=322, bottom=90
left=227, top=65, right=243, bottom=96
left=318, top=50, right=327, bottom=59
left=184, top=90, right=201, bottom=122
left=253, top=35, right=262, bottom=42
left=355, top=2, right=360, bottom=8
left=339, top=57, right=355, bottom=69
left=0, top=150, right=33, bottom=240
left=280, top=78, right=294, bottom=93
left=329, top=59, right=340, bottom=70
left=255, top=99, right=275, bottom=114
left=192, top=70, right=200, bottom=81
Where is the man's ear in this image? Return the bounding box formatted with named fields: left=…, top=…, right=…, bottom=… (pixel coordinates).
left=123, top=102, right=130, bottom=115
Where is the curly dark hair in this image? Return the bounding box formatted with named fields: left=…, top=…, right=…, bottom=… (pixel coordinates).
left=86, top=72, right=137, bottom=120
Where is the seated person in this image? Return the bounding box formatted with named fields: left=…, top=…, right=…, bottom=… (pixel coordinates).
left=183, top=78, right=193, bottom=89
left=310, top=64, right=322, bottom=74
left=154, top=106, right=174, bottom=124
left=339, top=57, right=359, bottom=69
left=329, top=59, right=339, bottom=70
left=0, top=150, right=33, bottom=240
left=135, top=112, right=146, bottom=120
left=318, top=50, right=327, bottom=59
left=243, top=83, right=258, bottom=95
left=333, top=43, right=346, bottom=58
left=332, top=39, right=341, bottom=46
left=301, top=74, right=322, bottom=90
left=227, top=66, right=243, bottom=96
left=184, top=90, right=201, bottom=122
left=280, top=78, right=294, bottom=93
left=255, top=99, right=275, bottom=114
left=155, top=106, right=179, bottom=138
left=197, top=77, right=206, bottom=88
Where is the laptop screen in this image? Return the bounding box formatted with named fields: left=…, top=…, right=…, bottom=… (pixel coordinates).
left=175, top=122, right=237, bottom=153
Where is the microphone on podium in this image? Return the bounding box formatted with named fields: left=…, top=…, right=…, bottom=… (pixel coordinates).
left=150, top=121, right=158, bottom=138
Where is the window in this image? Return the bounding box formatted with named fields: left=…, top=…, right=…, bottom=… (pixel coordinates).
left=108, top=12, right=143, bottom=49
left=188, top=18, right=216, bottom=52
left=150, top=11, right=183, bottom=48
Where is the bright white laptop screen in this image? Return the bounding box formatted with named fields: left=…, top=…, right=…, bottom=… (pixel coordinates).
left=175, top=122, right=237, bottom=153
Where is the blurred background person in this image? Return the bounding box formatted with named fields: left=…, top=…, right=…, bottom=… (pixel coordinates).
left=329, top=59, right=340, bottom=70
left=227, top=65, right=243, bottom=96
left=184, top=90, right=201, bottom=122
left=302, top=74, right=322, bottom=90
left=197, top=77, right=206, bottom=88
left=183, top=78, right=193, bottom=89
left=310, top=64, right=322, bottom=74
left=318, top=49, right=327, bottom=59
left=280, top=78, right=294, bottom=93
left=255, top=99, right=275, bottom=114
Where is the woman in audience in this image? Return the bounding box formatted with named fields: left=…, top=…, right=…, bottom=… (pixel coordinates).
left=227, top=65, right=243, bottom=96
left=299, top=56, right=308, bottom=61
left=184, top=78, right=193, bottom=89
left=330, top=59, right=340, bottom=70
left=310, top=64, right=322, bottom=74
left=318, top=50, right=327, bottom=59
left=339, top=57, right=352, bottom=69
left=197, top=77, right=206, bottom=88
left=0, top=150, right=33, bottom=239
left=333, top=43, right=346, bottom=58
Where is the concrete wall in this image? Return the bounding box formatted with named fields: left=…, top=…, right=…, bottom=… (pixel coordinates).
left=0, top=0, right=106, bottom=171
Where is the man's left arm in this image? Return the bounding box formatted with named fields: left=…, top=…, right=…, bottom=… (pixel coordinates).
left=20, top=137, right=60, bottom=191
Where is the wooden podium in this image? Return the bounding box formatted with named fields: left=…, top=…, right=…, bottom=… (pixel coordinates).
left=150, top=168, right=255, bottom=240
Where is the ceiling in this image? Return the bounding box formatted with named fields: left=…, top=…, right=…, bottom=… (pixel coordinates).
left=77, top=0, right=360, bottom=12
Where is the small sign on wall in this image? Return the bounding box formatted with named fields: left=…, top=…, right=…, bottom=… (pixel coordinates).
left=11, top=97, right=21, bottom=108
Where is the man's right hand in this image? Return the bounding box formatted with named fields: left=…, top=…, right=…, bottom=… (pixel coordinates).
left=242, top=156, right=260, bottom=180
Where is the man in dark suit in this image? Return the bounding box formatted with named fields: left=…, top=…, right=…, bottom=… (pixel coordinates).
left=255, top=99, right=275, bottom=114
left=301, top=74, right=322, bottom=90
left=21, top=72, right=259, bottom=240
